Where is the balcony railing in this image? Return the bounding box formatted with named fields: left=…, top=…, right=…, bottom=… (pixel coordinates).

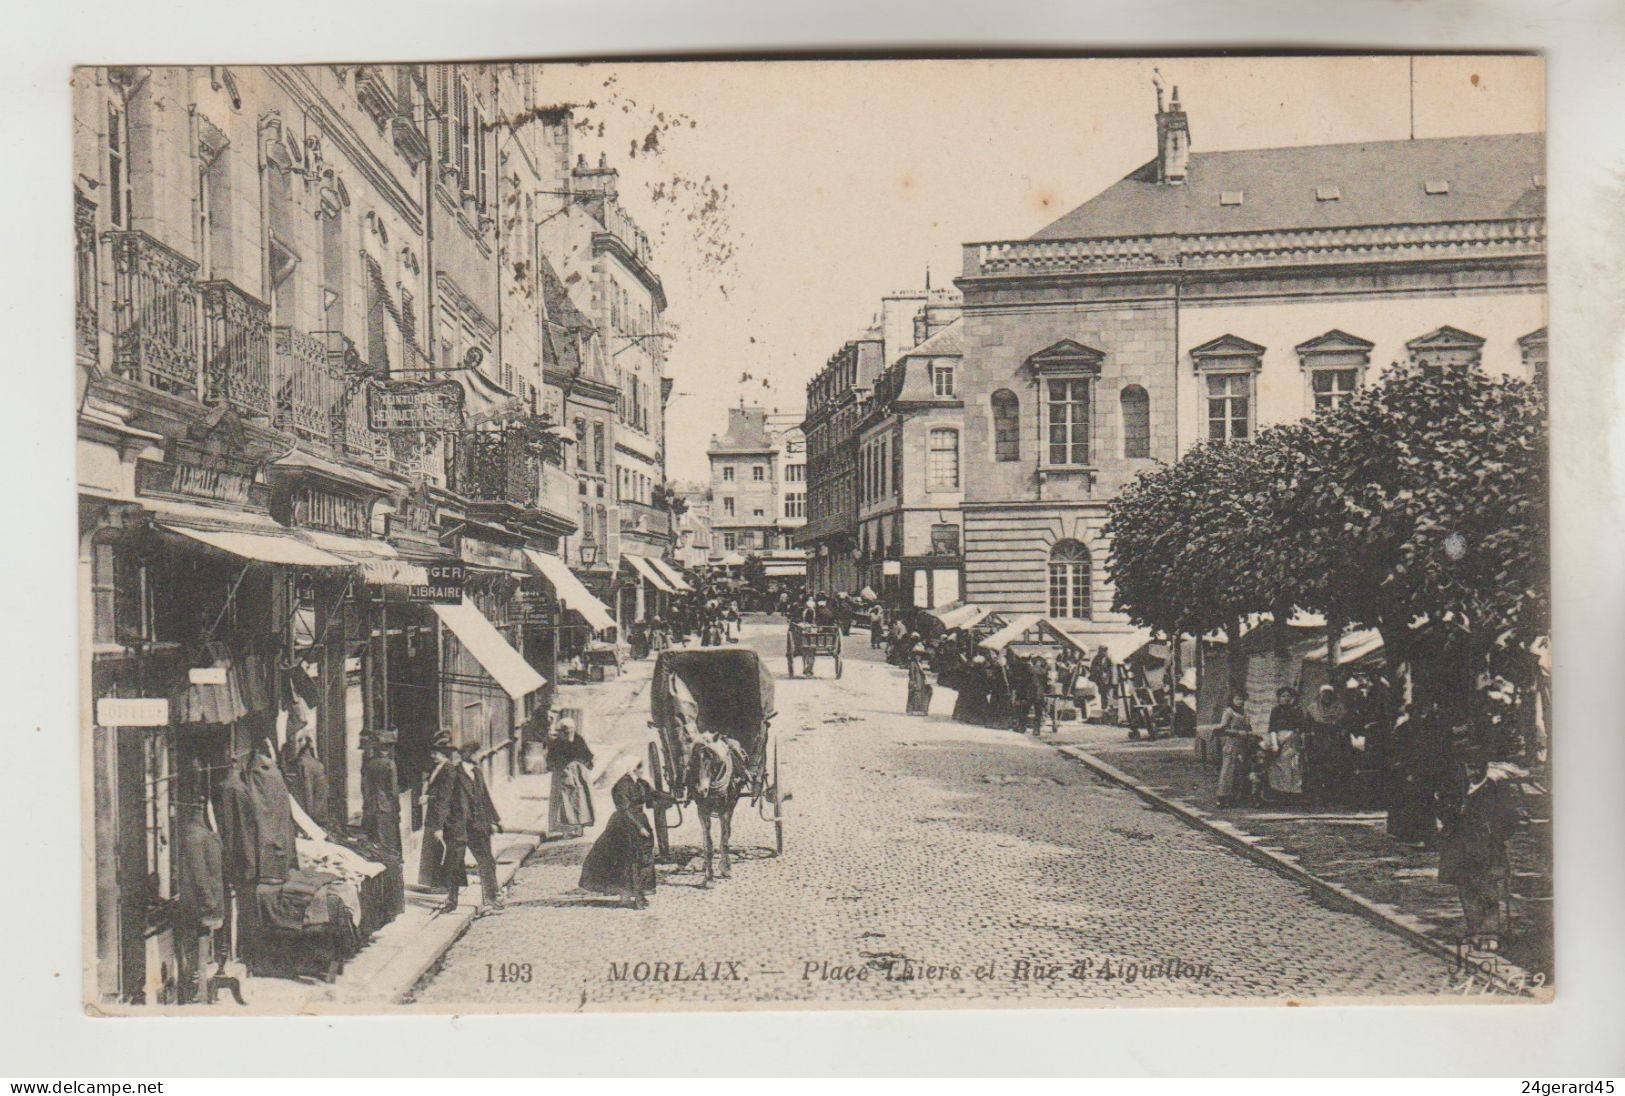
left=317, top=331, right=377, bottom=459
left=107, top=230, right=200, bottom=398
left=451, top=430, right=538, bottom=508
left=201, top=280, right=272, bottom=418
left=619, top=499, right=672, bottom=538
left=273, top=326, right=338, bottom=445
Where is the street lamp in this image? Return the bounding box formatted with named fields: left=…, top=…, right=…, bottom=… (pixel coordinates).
left=578, top=540, right=600, bottom=568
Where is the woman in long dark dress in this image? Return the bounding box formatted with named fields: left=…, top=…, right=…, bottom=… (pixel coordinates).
left=579, top=762, right=660, bottom=908
left=905, top=643, right=932, bottom=716
left=1207, top=692, right=1257, bottom=808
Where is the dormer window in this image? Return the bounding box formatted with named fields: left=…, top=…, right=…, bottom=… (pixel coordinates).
left=1424, top=179, right=1450, bottom=195
left=1219, top=190, right=1244, bottom=207
left=1315, top=185, right=1340, bottom=202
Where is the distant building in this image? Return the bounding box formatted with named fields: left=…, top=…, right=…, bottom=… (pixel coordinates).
left=956, top=88, right=1546, bottom=643
left=797, top=337, right=883, bottom=594
left=671, top=481, right=713, bottom=569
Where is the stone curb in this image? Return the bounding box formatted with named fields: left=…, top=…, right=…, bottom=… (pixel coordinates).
left=1051, top=743, right=1538, bottom=999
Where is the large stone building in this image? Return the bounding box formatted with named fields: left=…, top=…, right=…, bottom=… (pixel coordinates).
left=706, top=405, right=807, bottom=586
left=854, top=288, right=964, bottom=609
left=956, top=89, right=1546, bottom=645
left=798, top=336, right=883, bottom=594
left=535, top=114, right=679, bottom=626
left=72, top=63, right=628, bottom=1005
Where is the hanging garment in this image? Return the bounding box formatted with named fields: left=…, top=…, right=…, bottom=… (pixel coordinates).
left=284, top=745, right=329, bottom=824
left=174, top=811, right=225, bottom=932
left=360, top=748, right=402, bottom=859
left=235, top=650, right=274, bottom=715
left=233, top=754, right=300, bottom=883
left=218, top=766, right=255, bottom=885
left=174, top=641, right=250, bottom=725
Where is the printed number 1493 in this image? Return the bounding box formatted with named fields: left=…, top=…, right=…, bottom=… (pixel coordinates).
left=487, top=962, right=533, bottom=984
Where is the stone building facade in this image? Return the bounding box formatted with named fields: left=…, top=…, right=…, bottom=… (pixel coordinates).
left=956, top=90, right=1546, bottom=645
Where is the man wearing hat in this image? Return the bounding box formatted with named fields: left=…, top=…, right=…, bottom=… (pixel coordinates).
left=423, top=730, right=504, bottom=916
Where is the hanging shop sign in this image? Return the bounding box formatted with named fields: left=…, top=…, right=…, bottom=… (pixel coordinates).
left=366, top=378, right=465, bottom=433
left=406, top=561, right=466, bottom=604
left=459, top=535, right=527, bottom=573
left=515, top=592, right=559, bottom=626
left=95, top=697, right=170, bottom=728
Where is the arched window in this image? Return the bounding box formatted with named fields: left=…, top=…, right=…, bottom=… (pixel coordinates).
left=1047, top=539, right=1091, bottom=619
left=927, top=428, right=960, bottom=491
left=1120, top=385, right=1150, bottom=459
left=992, top=390, right=1020, bottom=461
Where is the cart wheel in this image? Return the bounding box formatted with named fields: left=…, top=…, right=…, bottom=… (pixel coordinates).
left=772, top=740, right=784, bottom=856
left=834, top=653, right=843, bottom=679
left=649, top=741, right=671, bottom=859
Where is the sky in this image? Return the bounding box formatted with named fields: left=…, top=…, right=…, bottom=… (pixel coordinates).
left=529, top=55, right=1545, bottom=484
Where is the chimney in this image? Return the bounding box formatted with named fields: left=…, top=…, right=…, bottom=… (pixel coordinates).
left=1156, top=85, right=1191, bottom=185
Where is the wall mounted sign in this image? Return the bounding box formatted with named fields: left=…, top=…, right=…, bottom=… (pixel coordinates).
left=290, top=485, right=371, bottom=536
left=366, top=378, right=465, bottom=432
left=406, top=561, right=466, bottom=604
left=136, top=456, right=262, bottom=508
left=95, top=697, right=170, bottom=728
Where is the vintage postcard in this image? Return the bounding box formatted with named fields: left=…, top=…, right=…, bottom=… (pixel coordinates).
left=75, top=54, right=1550, bottom=1014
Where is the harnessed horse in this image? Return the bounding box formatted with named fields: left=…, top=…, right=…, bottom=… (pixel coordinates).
left=685, top=733, right=752, bottom=884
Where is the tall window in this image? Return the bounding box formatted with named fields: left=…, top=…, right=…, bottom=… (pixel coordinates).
left=1047, top=379, right=1091, bottom=465
left=596, top=505, right=608, bottom=547
left=1047, top=539, right=1091, bottom=619
left=992, top=390, right=1020, bottom=462
left=722, top=497, right=735, bottom=517
left=574, top=418, right=587, bottom=470
left=933, top=363, right=956, bottom=398
left=753, top=464, right=765, bottom=481
left=1206, top=374, right=1252, bottom=442
left=592, top=423, right=605, bottom=473
left=1407, top=326, right=1485, bottom=380
left=107, top=102, right=131, bottom=228
left=1310, top=369, right=1358, bottom=414
left=1120, top=385, right=1151, bottom=459
left=723, top=532, right=737, bottom=551
left=723, top=465, right=735, bottom=482
left=928, top=428, right=960, bottom=491
left=785, top=492, right=804, bottom=518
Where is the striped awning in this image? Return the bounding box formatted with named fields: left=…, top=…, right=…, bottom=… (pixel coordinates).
left=623, top=553, right=675, bottom=594
left=432, top=598, right=546, bottom=699
left=647, top=557, right=692, bottom=592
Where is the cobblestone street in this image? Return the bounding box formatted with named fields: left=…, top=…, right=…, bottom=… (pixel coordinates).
left=411, top=621, right=1459, bottom=1009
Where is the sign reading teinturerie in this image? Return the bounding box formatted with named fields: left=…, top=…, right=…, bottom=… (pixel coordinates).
left=406, top=561, right=466, bottom=603
left=366, top=378, right=464, bottom=432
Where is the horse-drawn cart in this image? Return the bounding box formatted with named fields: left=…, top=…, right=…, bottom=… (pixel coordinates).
left=647, top=649, right=785, bottom=877
left=786, top=621, right=843, bottom=679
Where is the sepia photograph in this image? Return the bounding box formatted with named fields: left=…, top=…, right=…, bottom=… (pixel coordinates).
left=71, top=53, right=1554, bottom=1016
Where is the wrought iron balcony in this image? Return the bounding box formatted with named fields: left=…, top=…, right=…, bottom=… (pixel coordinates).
left=452, top=430, right=538, bottom=508
left=106, top=230, right=200, bottom=398
left=201, top=280, right=271, bottom=418
left=272, top=326, right=338, bottom=445
left=316, top=331, right=378, bottom=460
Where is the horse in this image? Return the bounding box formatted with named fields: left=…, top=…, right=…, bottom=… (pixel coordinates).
left=684, top=734, right=752, bottom=885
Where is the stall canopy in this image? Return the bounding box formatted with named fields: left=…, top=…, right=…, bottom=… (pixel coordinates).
left=647, top=556, right=693, bottom=592
left=148, top=499, right=349, bottom=568
left=431, top=598, right=546, bottom=699
left=979, top=614, right=1086, bottom=653
left=522, top=549, right=616, bottom=632
left=928, top=603, right=989, bottom=632
left=1095, top=627, right=1156, bottom=664
left=718, top=552, right=747, bottom=567
left=623, top=553, right=676, bottom=594
left=1301, top=628, right=1384, bottom=667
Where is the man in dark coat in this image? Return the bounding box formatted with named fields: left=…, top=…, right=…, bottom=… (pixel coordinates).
left=424, top=732, right=504, bottom=915
left=1438, top=758, right=1524, bottom=948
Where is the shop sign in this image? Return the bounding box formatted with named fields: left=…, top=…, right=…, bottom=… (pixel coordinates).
left=460, top=536, right=525, bottom=572
left=393, top=495, right=436, bottom=534
left=136, top=456, right=262, bottom=508
left=96, top=697, right=169, bottom=727
left=291, top=485, right=371, bottom=536
left=188, top=666, right=228, bottom=685
left=366, top=379, right=465, bottom=432
left=515, top=595, right=559, bottom=625
left=406, top=561, right=466, bottom=604
left=882, top=560, right=902, bottom=576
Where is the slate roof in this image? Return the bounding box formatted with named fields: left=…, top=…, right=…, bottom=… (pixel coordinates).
left=899, top=319, right=964, bottom=359
left=1029, top=132, right=1545, bottom=241
left=539, top=256, right=605, bottom=381
left=710, top=408, right=774, bottom=454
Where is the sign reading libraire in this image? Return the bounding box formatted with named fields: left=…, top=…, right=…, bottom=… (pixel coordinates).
left=366, top=379, right=465, bottom=432
left=407, top=561, right=466, bottom=603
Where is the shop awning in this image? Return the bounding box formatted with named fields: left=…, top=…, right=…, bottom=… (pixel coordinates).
left=978, top=614, right=1045, bottom=651
left=647, top=557, right=693, bottom=592
left=929, top=603, right=988, bottom=631
left=1301, top=628, right=1384, bottom=666
left=718, top=552, right=747, bottom=567
left=431, top=599, right=546, bottom=699
left=1094, top=627, right=1156, bottom=663
left=761, top=559, right=807, bottom=577
left=296, top=529, right=432, bottom=586
left=522, top=549, right=616, bottom=632
left=159, top=524, right=349, bottom=568
left=979, top=615, right=1088, bottom=654
left=623, top=553, right=676, bottom=594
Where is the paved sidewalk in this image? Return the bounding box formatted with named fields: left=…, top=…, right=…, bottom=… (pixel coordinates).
left=194, top=655, right=669, bottom=1012
left=1042, top=720, right=1553, bottom=985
